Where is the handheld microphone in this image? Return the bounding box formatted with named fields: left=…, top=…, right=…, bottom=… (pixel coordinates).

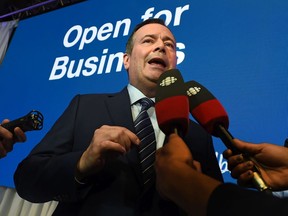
left=155, top=69, right=189, bottom=137
left=185, top=80, right=272, bottom=193
left=1, top=110, right=44, bottom=133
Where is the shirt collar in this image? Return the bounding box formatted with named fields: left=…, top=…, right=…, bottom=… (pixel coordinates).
left=127, top=84, right=155, bottom=105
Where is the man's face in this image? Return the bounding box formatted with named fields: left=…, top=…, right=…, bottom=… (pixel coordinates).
left=123, top=23, right=177, bottom=96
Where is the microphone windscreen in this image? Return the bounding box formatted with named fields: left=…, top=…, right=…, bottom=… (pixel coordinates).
left=185, top=80, right=229, bottom=137
left=155, top=69, right=189, bottom=136
left=2, top=110, right=44, bottom=133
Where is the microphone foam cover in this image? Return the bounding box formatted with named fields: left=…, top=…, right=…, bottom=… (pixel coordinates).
left=155, top=69, right=189, bottom=136
left=185, top=80, right=229, bottom=137
left=155, top=96, right=189, bottom=136
left=156, top=69, right=185, bottom=103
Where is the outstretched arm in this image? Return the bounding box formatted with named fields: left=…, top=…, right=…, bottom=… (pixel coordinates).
left=223, top=138, right=288, bottom=190
left=155, top=133, right=221, bottom=216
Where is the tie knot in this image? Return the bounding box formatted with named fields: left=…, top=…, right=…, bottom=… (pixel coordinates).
left=139, top=98, right=154, bottom=111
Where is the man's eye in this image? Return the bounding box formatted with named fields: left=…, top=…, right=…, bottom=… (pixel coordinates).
left=143, top=39, right=153, bottom=43
left=165, top=42, right=175, bottom=49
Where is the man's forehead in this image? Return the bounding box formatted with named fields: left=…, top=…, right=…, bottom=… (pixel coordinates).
left=134, top=23, right=175, bottom=39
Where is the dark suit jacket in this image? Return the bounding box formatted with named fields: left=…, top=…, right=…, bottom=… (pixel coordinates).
left=14, top=87, right=223, bottom=216
left=208, top=183, right=288, bottom=216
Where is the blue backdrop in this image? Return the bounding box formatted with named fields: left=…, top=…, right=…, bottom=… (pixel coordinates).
left=0, top=0, right=287, bottom=188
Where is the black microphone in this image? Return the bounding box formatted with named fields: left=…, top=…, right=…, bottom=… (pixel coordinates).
left=185, top=80, right=272, bottom=194
left=284, top=138, right=288, bottom=148
left=155, top=69, right=190, bottom=137
left=1, top=110, right=44, bottom=133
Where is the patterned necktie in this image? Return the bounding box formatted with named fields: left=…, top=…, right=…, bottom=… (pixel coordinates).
left=134, top=97, right=156, bottom=188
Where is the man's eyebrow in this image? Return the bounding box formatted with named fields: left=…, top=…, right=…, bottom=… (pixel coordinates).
left=141, top=34, right=176, bottom=44
left=162, top=35, right=176, bottom=44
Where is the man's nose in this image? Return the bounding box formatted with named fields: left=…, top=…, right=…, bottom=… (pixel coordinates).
left=153, top=40, right=166, bottom=53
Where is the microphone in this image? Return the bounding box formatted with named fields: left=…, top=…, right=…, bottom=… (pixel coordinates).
left=185, top=80, right=233, bottom=149
left=1, top=110, right=44, bottom=133
left=155, top=69, right=190, bottom=137
left=185, top=80, right=272, bottom=194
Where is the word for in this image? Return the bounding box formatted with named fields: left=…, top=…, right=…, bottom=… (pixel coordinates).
left=63, top=4, right=190, bottom=50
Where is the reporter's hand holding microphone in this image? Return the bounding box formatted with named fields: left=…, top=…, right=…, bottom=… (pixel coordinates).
left=223, top=138, right=288, bottom=191
left=154, top=70, right=288, bottom=216
left=0, top=119, right=26, bottom=158
left=155, top=68, right=272, bottom=193
left=0, top=110, right=43, bottom=158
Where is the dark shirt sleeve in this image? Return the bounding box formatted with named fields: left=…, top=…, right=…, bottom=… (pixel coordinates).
left=207, top=183, right=288, bottom=216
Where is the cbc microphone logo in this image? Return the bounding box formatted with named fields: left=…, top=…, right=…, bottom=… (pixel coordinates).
left=187, top=86, right=201, bottom=96
left=159, top=76, right=178, bottom=87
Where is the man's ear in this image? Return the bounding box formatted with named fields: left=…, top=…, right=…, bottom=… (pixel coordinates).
left=123, top=53, right=130, bottom=70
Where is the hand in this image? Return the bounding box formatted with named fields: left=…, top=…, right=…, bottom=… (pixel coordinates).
left=0, top=119, right=26, bottom=158
left=76, top=125, right=140, bottom=180
left=155, top=133, right=220, bottom=216
left=223, top=138, right=288, bottom=191
left=155, top=133, right=201, bottom=199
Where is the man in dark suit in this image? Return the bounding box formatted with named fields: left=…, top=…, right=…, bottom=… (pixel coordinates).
left=14, top=18, right=223, bottom=215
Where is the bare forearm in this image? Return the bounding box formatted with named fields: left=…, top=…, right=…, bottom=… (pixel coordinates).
left=157, top=161, right=222, bottom=216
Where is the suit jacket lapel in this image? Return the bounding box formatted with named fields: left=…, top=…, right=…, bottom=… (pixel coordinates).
left=105, top=87, right=143, bottom=184
left=106, top=87, right=135, bottom=132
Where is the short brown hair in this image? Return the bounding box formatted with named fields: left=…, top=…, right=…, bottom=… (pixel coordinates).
left=125, top=18, right=168, bottom=54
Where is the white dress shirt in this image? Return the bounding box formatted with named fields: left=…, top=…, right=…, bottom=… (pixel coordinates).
left=127, top=84, right=165, bottom=149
